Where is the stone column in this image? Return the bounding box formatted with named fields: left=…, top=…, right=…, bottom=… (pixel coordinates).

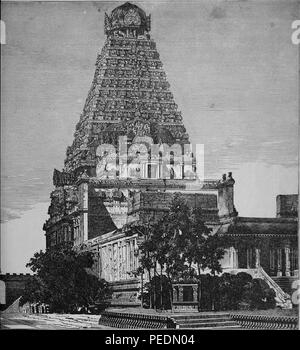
left=121, top=242, right=124, bottom=279
left=277, top=248, right=282, bottom=277
left=127, top=240, right=130, bottom=277
left=192, top=285, right=198, bottom=302
left=119, top=242, right=122, bottom=280
left=270, top=249, right=275, bottom=276
left=285, top=247, right=291, bottom=277
left=117, top=241, right=120, bottom=281
left=229, top=247, right=234, bottom=268
left=246, top=248, right=252, bottom=268
left=111, top=244, right=115, bottom=281
left=129, top=240, right=133, bottom=273
left=98, top=246, right=102, bottom=278
left=234, top=248, right=239, bottom=268
left=109, top=245, right=113, bottom=282
left=105, top=246, right=109, bottom=281
left=119, top=241, right=122, bottom=280
left=178, top=285, right=183, bottom=302
left=255, top=248, right=260, bottom=268
left=135, top=239, right=139, bottom=271
left=123, top=242, right=126, bottom=279
left=172, top=286, right=178, bottom=303
left=125, top=241, right=129, bottom=279
left=132, top=239, right=135, bottom=271
left=291, top=248, right=298, bottom=274
left=133, top=239, right=137, bottom=271
left=80, top=181, right=89, bottom=242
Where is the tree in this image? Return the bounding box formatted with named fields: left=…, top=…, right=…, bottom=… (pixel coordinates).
left=21, top=242, right=111, bottom=313
left=160, top=194, right=229, bottom=310
left=123, top=219, right=158, bottom=308
left=197, top=273, right=276, bottom=311
left=127, top=193, right=230, bottom=310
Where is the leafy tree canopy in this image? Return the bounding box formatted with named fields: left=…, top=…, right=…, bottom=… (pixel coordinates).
left=131, top=193, right=230, bottom=281
left=21, top=242, right=111, bottom=313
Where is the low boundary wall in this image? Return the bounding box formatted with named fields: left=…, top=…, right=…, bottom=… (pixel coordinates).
left=230, top=314, right=298, bottom=330
left=99, top=311, right=176, bottom=329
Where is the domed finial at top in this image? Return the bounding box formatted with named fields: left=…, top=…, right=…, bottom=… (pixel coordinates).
left=104, top=2, right=151, bottom=38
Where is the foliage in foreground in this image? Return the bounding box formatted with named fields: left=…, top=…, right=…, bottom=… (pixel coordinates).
left=21, top=243, right=112, bottom=313
left=126, top=193, right=230, bottom=310
left=140, top=272, right=276, bottom=311
left=200, top=272, right=276, bottom=311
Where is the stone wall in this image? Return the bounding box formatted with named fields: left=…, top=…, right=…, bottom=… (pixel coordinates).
left=0, top=273, right=33, bottom=309
left=276, top=195, right=298, bottom=218
left=128, top=191, right=218, bottom=222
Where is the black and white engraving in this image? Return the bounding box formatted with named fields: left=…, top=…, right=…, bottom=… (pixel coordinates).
left=0, top=1, right=299, bottom=332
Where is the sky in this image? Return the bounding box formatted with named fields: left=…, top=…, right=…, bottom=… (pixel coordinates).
left=0, top=0, right=299, bottom=273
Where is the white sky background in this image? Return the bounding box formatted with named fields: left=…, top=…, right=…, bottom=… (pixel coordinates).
left=0, top=0, right=299, bottom=273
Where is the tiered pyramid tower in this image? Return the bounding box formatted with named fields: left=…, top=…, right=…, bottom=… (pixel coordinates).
left=42, top=3, right=298, bottom=309
left=44, top=2, right=209, bottom=248
left=63, top=2, right=189, bottom=178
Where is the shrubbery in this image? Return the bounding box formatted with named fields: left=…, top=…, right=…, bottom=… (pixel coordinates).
left=140, top=272, right=276, bottom=311
left=199, top=272, right=276, bottom=311
left=21, top=243, right=112, bottom=313
left=140, top=275, right=172, bottom=309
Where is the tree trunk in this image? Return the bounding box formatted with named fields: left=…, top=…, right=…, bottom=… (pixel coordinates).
left=154, top=265, right=157, bottom=310
left=141, top=270, right=144, bottom=308
left=197, top=264, right=202, bottom=312
left=160, top=264, right=163, bottom=310
left=148, top=269, right=153, bottom=309
left=167, top=271, right=173, bottom=312
left=211, top=271, right=215, bottom=311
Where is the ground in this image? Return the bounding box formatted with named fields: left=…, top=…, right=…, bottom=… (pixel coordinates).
left=1, top=307, right=297, bottom=329
left=0, top=312, right=109, bottom=330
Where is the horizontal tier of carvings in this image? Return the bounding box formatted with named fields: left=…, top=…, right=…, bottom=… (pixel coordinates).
left=96, top=90, right=174, bottom=100
left=83, top=178, right=218, bottom=190
left=63, top=16, right=189, bottom=174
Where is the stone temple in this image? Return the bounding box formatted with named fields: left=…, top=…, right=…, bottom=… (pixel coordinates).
left=43, top=2, right=298, bottom=309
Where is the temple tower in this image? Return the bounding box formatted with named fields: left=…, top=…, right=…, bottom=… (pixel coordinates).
left=44, top=2, right=198, bottom=248
left=63, top=2, right=190, bottom=179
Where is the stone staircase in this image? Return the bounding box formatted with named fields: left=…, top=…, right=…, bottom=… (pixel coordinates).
left=271, top=276, right=298, bottom=295
left=171, top=313, right=241, bottom=330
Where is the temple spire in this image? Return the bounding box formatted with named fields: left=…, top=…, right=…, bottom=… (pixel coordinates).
left=104, top=2, right=151, bottom=37
left=63, top=2, right=189, bottom=177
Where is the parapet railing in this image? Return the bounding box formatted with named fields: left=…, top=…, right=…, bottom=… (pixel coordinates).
left=99, top=311, right=176, bottom=329
left=230, top=313, right=298, bottom=330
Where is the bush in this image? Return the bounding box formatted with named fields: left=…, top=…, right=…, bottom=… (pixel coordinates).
left=21, top=243, right=112, bottom=313
left=198, top=273, right=276, bottom=311
left=242, top=278, right=276, bottom=310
